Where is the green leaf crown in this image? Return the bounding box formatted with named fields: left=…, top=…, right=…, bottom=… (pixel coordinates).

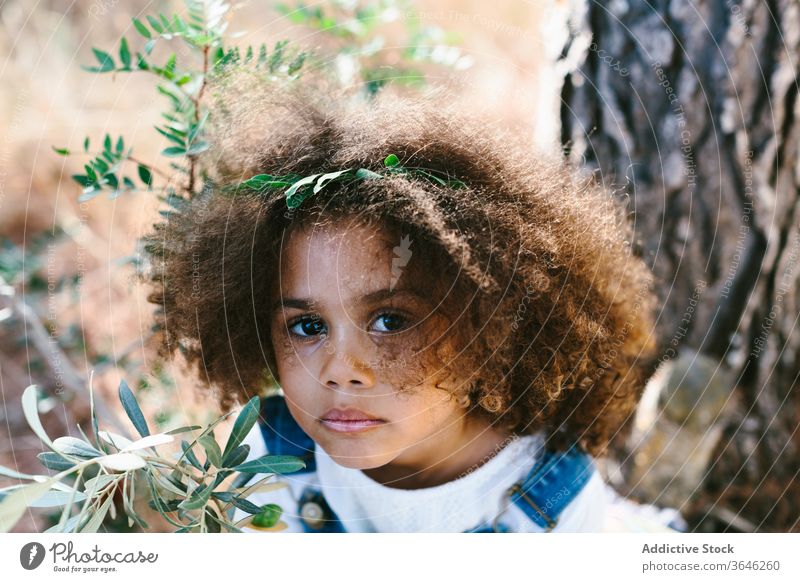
left=237, top=153, right=466, bottom=209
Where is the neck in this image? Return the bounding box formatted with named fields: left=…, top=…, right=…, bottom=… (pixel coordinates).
left=361, top=416, right=514, bottom=490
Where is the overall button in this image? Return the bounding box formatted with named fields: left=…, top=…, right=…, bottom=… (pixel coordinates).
left=300, top=500, right=326, bottom=530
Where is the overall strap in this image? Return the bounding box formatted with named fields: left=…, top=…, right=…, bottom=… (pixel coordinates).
left=506, top=443, right=596, bottom=531
left=258, top=395, right=347, bottom=531
left=258, top=394, right=316, bottom=474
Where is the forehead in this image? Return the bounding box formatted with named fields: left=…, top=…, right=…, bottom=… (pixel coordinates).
left=276, top=219, right=404, bottom=300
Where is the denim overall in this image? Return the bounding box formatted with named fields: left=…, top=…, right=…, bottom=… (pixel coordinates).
left=257, top=395, right=595, bottom=533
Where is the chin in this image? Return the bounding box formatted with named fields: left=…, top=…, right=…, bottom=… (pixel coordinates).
left=321, top=443, right=394, bottom=470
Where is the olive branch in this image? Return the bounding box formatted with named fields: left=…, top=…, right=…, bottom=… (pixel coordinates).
left=236, top=153, right=467, bottom=209
left=0, top=380, right=304, bottom=533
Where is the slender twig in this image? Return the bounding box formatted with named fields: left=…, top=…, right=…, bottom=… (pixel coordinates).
left=0, top=275, right=131, bottom=438
left=186, top=44, right=210, bottom=196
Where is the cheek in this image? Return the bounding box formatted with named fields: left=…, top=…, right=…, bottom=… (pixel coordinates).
left=391, top=385, right=459, bottom=430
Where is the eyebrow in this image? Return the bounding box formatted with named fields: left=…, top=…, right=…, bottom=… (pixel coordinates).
left=272, top=287, right=427, bottom=312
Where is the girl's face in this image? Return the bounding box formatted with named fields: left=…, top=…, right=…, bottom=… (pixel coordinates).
left=270, top=218, right=498, bottom=480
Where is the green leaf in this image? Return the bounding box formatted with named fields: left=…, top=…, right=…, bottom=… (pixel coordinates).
left=161, top=146, right=186, bottom=157
left=98, top=430, right=134, bottom=450
left=119, top=432, right=173, bottom=452
left=146, top=14, right=164, bottom=34
left=355, top=168, right=382, bottom=180
left=83, top=137, right=90, bottom=152
left=44, top=514, right=82, bottom=533
left=314, top=169, right=353, bottom=194
left=27, top=489, right=87, bottom=508
left=37, top=452, right=75, bottom=471
left=179, top=483, right=214, bottom=511
left=89, top=378, right=103, bottom=452
left=92, top=157, right=109, bottom=175
left=231, top=455, right=306, bottom=475
left=180, top=440, right=204, bottom=472
left=52, top=146, right=69, bottom=156
left=79, top=491, right=114, bottom=533
left=84, top=163, right=97, bottom=181
left=91, top=48, right=115, bottom=72
left=147, top=497, right=182, bottom=512
left=78, top=186, right=102, bottom=203
left=205, top=508, right=221, bottom=532
left=0, top=477, right=58, bottom=532
left=137, top=165, right=153, bottom=188
left=415, top=169, right=447, bottom=186
left=384, top=154, right=400, bottom=167
left=165, top=425, right=201, bottom=436
left=284, top=174, right=320, bottom=206
left=185, top=141, right=209, bottom=155
left=115, top=135, right=124, bottom=154
left=229, top=496, right=263, bottom=515
left=240, top=175, right=295, bottom=191
left=0, top=466, right=40, bottom=481
left=187, top=111, right=209, bottom=143
left=198, top=434, right=222, bottom=468
left=119, top=37, right=131, bottom=69
left=83, top=474, right=118, bottom=497
left=287, top=53, right=306, bottom=75
left=96, top=452, right=146, bottom=472
left=103, top=134, right=112, bottom=153
left=159, top=13, right=171, bottom=32
left=221, top=444, right=249, bottom=468
left=155, top=126, right=186, bottom=146
left=222, top=396, right=260, bottom=462
left=52, top=437, right=102, bottom=458
left=22, top=385, right=55, bottom=449
left=118, top=379, right=150, bottom=438
left=164, top=53, right=177, bottom=78
left=132, top=18, right=151, bottom=38
left=144, top=39, right=157, bottom=55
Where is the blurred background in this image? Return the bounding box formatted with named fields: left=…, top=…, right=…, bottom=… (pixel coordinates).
left=1, top=0, right=798, bottom=532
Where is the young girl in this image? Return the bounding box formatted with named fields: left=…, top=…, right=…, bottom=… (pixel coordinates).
left=143, top=78, right=685, bottom=533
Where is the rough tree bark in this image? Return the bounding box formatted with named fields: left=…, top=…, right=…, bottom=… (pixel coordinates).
left=555, top=0, right=800, bottom=531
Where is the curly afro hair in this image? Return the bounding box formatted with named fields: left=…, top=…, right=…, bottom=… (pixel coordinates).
left=142, top=73, right=659, bottom=457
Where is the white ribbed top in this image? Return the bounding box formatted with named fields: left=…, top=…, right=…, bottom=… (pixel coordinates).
left=315, top=434, right=545, bottom=532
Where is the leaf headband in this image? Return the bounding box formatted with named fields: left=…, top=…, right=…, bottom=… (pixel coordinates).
left=238, top=154, right=466, bottom=209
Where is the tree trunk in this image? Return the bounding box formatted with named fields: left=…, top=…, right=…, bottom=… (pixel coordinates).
left=556, top=0, right=800, bottom=531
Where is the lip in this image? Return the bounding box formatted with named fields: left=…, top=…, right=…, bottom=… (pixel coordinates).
left=320, top=407, right=387, bottom=433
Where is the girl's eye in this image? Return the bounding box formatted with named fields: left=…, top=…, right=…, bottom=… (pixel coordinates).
left=371, top=311, right=409, bottom=334
left=288, top=316, right=326, bottom=338
left=286, top=311, right=410, bottom=340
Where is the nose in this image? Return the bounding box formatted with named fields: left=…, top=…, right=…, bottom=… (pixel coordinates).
left=318, top=328, right=376, bottom=390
